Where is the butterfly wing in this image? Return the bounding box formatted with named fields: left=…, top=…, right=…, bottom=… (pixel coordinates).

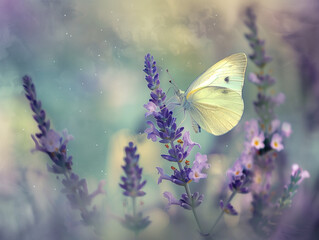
left=187, top=86, right=244, bottom=135
left=185, top=53, right=247, bottom=98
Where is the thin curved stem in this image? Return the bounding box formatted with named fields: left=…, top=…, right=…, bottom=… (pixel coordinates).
left=209, top=191, right=237, bottom=234
left=169, top=140, right=207, bottom=235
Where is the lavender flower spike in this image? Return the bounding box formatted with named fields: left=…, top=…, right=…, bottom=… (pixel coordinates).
left=23, top=75, right=73, bottom=173
left=143, top=54, right=207, bottom=235
left=244, top=7, right=272, bottom=68
left=120, top=142, right=150, bottom=233
left=22, top=75, right=105, bottom=229
left=119, top=142, right=146, bottom=197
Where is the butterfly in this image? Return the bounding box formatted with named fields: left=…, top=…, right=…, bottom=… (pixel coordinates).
left=171, top=53, right=247, bottom=136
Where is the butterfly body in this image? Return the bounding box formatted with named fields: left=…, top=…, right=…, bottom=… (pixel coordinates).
left=173, top=53, right=247, bottom=136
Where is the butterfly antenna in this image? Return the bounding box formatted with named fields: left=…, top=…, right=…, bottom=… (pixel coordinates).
left=166, top=69, right=179, bottom=94
left=166, top=86, right=173, bottom=95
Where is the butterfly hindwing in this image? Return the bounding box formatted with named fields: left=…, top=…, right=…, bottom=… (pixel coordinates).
left=187, top=86, right=244, bottom=135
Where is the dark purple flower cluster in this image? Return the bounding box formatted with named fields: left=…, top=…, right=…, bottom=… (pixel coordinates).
left=120, top=142, right=146, bottom=197
left=22, top=75, right=105, bottom=227
left=144, top=53, right=184, bottom=146
left=244, top=7, right=272, bottom=68
left=227, top=161, right=253, bottom=194
left=143, top=54, right=160, bottom=91
left=120, top=142, right=150, bottom=233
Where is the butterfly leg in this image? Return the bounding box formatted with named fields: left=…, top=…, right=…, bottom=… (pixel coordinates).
left=191, top=117, right=201, bottom=133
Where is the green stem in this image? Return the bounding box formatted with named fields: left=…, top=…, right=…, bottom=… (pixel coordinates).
left=132, top=196, right=138, bottom=240
left=209, top=191, right=237, bottom=234
left=132, top=197, right=136, bottom=217
left=169, top=140, right=207, bottom=235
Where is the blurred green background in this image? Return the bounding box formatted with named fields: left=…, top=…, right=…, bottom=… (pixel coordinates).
left=0, top=0, right=318, bottom=239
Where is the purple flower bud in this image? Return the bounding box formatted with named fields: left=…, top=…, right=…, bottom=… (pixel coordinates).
left=144, top=101, right=159, bottom=117
left=156, top=166, right=191, bottom=186
left=163, top=191, right=181, bottom=209
left=220, top=200, right=238, bottom=215
left=291, top=164, right=310, bottom=184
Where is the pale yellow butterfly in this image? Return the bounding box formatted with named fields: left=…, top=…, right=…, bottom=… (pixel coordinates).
left=171, top=53, right=247, bottom=136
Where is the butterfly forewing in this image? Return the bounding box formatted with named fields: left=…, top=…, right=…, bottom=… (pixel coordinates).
left=186, top=53, right=247, bottom=98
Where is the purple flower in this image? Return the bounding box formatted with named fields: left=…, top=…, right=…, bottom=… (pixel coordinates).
left=249, top=73, right=276, bottom=88
left=180, top=192, right=204, bottom=210
left=39, top=129, right=61, bottom=152
left=291, top=164, right=310, bottom=184
left=241, top=153, right=254, bottom=171
left=277, top=164, right=310, bottom=210
left=270, top=133, right=284, bottom=152
left=145, top=121, right=159, bottom=142
left=251, top=132, right=265, bottom=150
left=163, top=191, right=181, bottom=209
left=269, top=119, right=280, bottom=134
left=120, top=142, right=147, bottom=197
left=182, top=131, right=201, bottom=156
left=144, top=101, right=159, bottom=118
left=220, top=200, right=238, bottom=215
left=245, top=119, right=259, bottom=140
left=156, top=167, right=175, bottom=184
left=281, top=122, right=292, bottom=138
left=189, top=153, right=210, bottom=183
left=227, top=161, right=252, bottom=194
left=273, top=92, right=285, bottom=105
